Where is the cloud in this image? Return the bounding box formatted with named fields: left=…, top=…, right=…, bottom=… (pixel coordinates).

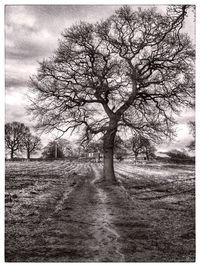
left=5, top=88, right=32, bottom=124
left=5, top=60, right=38, bottom=95
left=5, top=104, right=30, bottom=125
left=5, top=77, right=27, bottom=89
left=6, top=23, right=57, bottom=62
left=5, top=5, right=122, bottom=97
left=174, top=108, right=195, bottom=124
left=5, top=6, right=58, bottom=63
left=5, top=5, right=195, bottom=149
left=177, top=110, right=195, bottom=124
left=5, top=88, right=27, bottom=104
left=5, top=5, right=120, bottom=63
left=157, top=122, right=193, bottom=152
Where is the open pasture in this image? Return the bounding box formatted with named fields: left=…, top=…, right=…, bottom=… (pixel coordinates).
left=5, top=160, right=195, bottom=262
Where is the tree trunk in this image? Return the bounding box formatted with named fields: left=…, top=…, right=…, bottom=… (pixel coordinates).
left=103, top=148, right=116, bottom=183
left=97, top=152, right=100, bottom=163
left=146, top=148, right=149, bottom=161
left=27, top=150, right=30, bottom=160
left=10, top=149, right=14, bottom=160
left=103, top=123, right=117, bottom=184
left=55, top=142, right=58, bottom=159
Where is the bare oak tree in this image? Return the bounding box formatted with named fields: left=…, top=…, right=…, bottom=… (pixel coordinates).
left=28, top=5, right=194, bottom=183
left=5, top=122, right=29, bottom=160
left=23, top=133, right=42, bottom=160
left=131, top=135, right=148, bottom=160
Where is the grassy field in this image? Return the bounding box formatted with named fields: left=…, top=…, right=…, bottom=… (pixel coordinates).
left=5, top=160, right=195, bottom=262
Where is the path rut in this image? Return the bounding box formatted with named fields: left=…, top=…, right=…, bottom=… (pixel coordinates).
left=91, top=164, right=125, bottom=262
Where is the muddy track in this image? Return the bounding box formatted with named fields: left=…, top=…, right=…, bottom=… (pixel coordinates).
left=91, top=164, right=125, bottom=262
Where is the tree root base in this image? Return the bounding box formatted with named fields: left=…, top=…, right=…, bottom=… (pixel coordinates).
left=94, top=178, right=120, bottom=186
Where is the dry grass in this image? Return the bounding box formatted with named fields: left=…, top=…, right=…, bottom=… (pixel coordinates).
left=5, top=160, right=195, bottom=262
left=113, top=162, right=195, bottom=261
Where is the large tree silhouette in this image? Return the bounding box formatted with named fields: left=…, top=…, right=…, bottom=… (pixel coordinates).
left=29, top=5, right=194, bottom=183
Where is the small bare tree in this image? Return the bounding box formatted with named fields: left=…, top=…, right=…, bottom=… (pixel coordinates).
left=23, top=133, right=42, bottom=160
left=28, top=5, right=194, bottom=183
left=131, top=135, right=147, bottom=160
left=130, top=135, right=155, bottom=160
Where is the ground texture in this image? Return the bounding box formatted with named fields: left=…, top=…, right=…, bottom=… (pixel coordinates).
left=5, top=160, right=195, bottom=262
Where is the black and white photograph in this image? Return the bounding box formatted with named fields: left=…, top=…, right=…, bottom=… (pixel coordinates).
left=4, top=2, right=196, bottom=262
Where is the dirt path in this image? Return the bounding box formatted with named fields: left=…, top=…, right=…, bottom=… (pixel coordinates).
left=91, top=164, right=125, bottom=262
left=6, top=163, right=127, bottom=262
left=42, top=164, right=127, bottom=262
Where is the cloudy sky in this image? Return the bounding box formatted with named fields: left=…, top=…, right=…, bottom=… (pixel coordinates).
left=5, top=5, right=195, bottom=151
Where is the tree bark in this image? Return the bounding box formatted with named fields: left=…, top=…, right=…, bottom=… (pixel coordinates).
left=103, top=147, right=116, bottom=183
left=27, top=150, right=30, bottom=160
left=103, top=121, right=118, bottom=184
left=55, top=142, right=58, bottom=159
left=10, top=149, right=14, bottom=160
left=145, top=148, right=149, bottom=161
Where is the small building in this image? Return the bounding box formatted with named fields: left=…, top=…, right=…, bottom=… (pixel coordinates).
left=88, top=152, right=102, bottom=162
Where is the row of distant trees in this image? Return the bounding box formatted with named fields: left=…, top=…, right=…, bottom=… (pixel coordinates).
left=5, top=121, right=156, bottom=161
left=79, top=134, right=156, bottom=162
left=5, top=121, right=73, bottom=160
left=42, top=139, right=74, bottom=159
left=5, top=121, right=194, bottom=161
left=5, top=121, right=79, bottom=160
left=78, top=135, right=194, bottom=162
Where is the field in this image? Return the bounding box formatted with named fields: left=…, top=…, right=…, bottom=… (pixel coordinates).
left=5, top=160, right=195, bottom=262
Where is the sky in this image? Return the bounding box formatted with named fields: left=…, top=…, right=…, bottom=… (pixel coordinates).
left=5, top=5, right=195, bottom=152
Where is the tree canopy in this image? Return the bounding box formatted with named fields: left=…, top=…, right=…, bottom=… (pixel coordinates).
left=129, top=134, right=155, bottom=160
left=41, top=139, right=73, bottom=159
left=23, top=133, right=42, bottom=159
left=28, top=5, right=195, bottom=183
left=5, top=122, right=29, bottom=159
left=42, top=140, right=65, bottom=159
left=5, top=121, right=42, bottom=160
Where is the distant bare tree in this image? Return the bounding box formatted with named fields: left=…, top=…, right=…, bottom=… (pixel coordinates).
left=130, top=135, right=155, bottom=160
left=5, top=122, right=29, bottom=160
left=28, top=5, right=194, bottom=183
left=23, top=133, right=42, bottom=160
left=114, top=135, right=128, bottom=161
